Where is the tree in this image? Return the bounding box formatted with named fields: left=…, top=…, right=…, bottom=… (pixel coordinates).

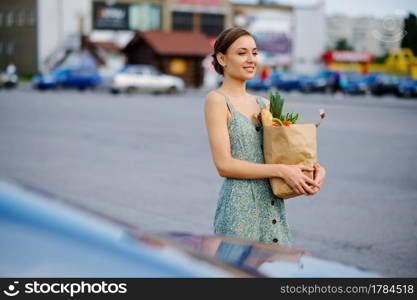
left=372, top=52, right=389, bottom=63
left=334, top=38, right=354, bottom=51
left=401, top=13, right=417, bottom=56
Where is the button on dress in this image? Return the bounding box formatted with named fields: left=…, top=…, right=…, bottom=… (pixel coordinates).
left=213, top=92, right=292, bottom=247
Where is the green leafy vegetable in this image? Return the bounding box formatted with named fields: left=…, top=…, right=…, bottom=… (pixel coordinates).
left=269, top=91, right=284, bottom=120
left=269, top=91, right=299, bottom=124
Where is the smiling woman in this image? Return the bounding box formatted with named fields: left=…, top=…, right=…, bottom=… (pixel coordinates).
left=204, top=27, right=325, bottom=247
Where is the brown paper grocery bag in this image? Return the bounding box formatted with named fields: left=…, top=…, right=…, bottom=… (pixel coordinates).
left=263, top=125, right=317, bottom=199
left=261, top=109, right=325, bottom=199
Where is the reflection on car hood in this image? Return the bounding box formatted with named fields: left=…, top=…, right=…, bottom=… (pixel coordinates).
left=154, top=232, right=380, bottom=278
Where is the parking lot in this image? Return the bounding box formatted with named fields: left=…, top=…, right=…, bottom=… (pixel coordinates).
left=0, top=85, right=416, bottom=277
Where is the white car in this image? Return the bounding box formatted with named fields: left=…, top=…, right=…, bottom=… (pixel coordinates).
left=111, top=65, right=185, bottom=94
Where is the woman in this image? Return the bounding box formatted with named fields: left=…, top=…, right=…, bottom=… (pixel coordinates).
left=204, top=27, right=326, bottom=247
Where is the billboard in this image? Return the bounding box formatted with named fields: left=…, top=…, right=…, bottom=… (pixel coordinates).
left=93, top=2, right=130, bottom=30
left=235, top=9, right=293, bottom=66
left=93, top=2, right=160, bottom=31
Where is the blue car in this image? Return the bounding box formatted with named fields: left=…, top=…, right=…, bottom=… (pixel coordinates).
left=32, top=67, right=101, bottom=90
left=246, top=71, right=303, bottom=92
left=299, top=70, right=336, bottom=93
left=246, top=76, right=270, bottom=91
left=341, top=73, right=380, bottom=95
left=369, top=74, right=404, bottom=96
left=0, top=180, right=381, bottom=278
left=398, top=79, right=417, bottom=98
left=270, top=71, right=303, bottom=92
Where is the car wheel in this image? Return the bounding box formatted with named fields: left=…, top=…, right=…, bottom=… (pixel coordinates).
left=4, top=82, right=16, bottom=89
left=126, top=86, right=137, bottom=94
left=167, top=86, right=178, bottom=94
left=401, top=90, right=411, bottom=98
left=110, top=88, right=120, bottom=94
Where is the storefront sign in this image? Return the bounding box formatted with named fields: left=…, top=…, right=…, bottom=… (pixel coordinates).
left=177, top=0, right=221, bottom=5
left=93, top=2, right=161, bottom=31
left=93, top=2, right=129, bottom=30
left=321, top=51, right=373, bottom=63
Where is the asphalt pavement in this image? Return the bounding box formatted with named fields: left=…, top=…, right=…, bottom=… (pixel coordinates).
left=0, top=85, right=416, bottom=277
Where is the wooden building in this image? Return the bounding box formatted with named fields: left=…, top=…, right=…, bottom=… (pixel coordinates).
left=123, top=31, right=212, bottom=87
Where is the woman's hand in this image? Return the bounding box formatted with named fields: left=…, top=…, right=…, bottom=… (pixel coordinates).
left=279, top=165, right=320, bottom=196
left=310, top=164, right=326, bottom=193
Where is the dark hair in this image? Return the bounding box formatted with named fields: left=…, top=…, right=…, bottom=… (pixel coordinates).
left=211, top=27, right=254, bottom=75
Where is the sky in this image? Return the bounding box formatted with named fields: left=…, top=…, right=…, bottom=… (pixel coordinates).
left=232, top=0, right=417, bottom=18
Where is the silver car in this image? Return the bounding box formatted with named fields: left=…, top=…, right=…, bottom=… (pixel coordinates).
left=110, top=64, right=185, bottom=94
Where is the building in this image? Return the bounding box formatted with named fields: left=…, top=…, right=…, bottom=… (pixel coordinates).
left=0, top=0, right=231, bottom=76
left=326, top=15, right=354, bottom=50
left=231, top=1, right=293, bottom=67
left=88, top=0, right=231, bottom=47
left=90, top=0, right=231, bottom=87
left=0, top=0, right=39, bottom=74
left=228, top=1, right=326, bottom=74
left=123, top=31, right=211, bottom=87
left=292, top=1, right=326, bottom=74
left=1, top=0, right=328, bottom=78
left=0, top=0, right=91, bottom=75
left=162, top=0, right=232, bottom=37
left=326, top=14, right=404, bottom=56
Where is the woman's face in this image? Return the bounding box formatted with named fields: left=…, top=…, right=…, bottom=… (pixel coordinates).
left=218, top=35, right=258, bottom=81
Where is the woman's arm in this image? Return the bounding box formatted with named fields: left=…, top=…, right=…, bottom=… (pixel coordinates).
left=204, top=92, right=319, bottom=195
left=204, top=91, right=281, bottom=179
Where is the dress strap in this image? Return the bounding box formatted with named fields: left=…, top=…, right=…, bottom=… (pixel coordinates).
left=215, top=90, right=235, bottom=114
left=255, top=96, right=266, bottom=109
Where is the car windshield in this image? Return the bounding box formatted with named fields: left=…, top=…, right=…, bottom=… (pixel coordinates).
left=377, top=75, right=394, bottom=84
left=123, top=65, right=161, bottom=75
left=279, top=72, right=299, bottom=80
left=342, top=72, right=360, bottom=80
left=58, top=52, right=98, bottom=70
left=315, top=71, right=332, bottom=79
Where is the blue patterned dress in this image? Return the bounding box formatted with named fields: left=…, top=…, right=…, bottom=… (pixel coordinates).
left=213, top=92, right=292, bottom=247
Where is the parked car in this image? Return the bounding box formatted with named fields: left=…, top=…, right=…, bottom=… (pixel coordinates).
left=342, top=73, right=379, bottom=95
left=246, top=75, right=270, bottom=91
left=32, top=67, right=101, bottom=90
left=369, top=74, right=403, bottom=96
left=0, top=180, right=381, bottom=277
left=398, top=79, right=417, bottom=98
left=246, top=71, right=304, bottom=92
left=271, top=72, right=301, bottom=92
left=0, top=72, right=18, bottom=89
left=110, top=65, right=185, bottom=94
left=299, top=70, right=336, bottom=93
left=270, top=71, right=304, bottom=92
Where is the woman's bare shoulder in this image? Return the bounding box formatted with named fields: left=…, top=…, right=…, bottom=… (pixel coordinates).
left=205, top=91, right=229, bottom=122
left=205, top=90, right=227, bottom=107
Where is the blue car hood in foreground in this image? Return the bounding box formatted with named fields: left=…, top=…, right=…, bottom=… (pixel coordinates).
left=0, top=181, right=381, bottom=277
